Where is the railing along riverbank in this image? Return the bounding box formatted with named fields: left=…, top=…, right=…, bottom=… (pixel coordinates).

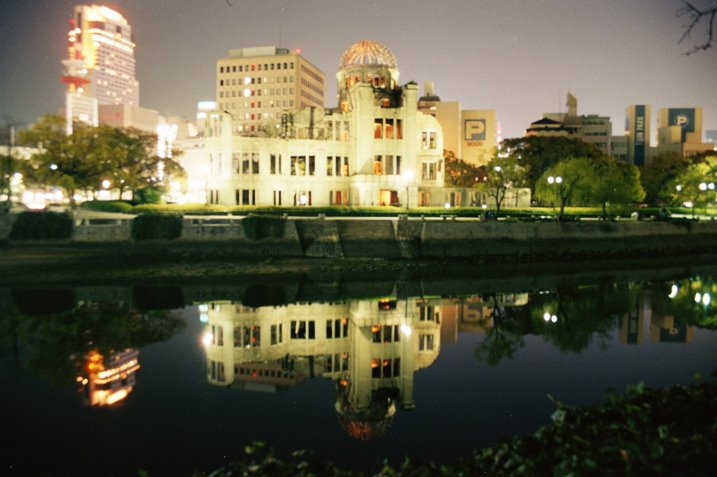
left=2, top=211, right=717, bottom=260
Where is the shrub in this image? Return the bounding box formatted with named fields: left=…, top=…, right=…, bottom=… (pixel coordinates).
left=131, top=213, right=183, bottom=241
left=133, top=186, right=163, bottom=205
left=9, top=211, right=73, bottom=240
left=80, top=200, right=134, bottom=213
left=242, top=215, right=286, bottom=240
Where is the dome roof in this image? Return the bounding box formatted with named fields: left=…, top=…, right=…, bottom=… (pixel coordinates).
left=339, top=40, right=397, bottom=70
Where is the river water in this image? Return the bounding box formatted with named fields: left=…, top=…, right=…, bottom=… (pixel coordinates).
left=2, top=265, right=716, bottom=476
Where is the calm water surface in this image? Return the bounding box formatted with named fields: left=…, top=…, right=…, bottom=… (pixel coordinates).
left=2, top=269, right=716, bottom=476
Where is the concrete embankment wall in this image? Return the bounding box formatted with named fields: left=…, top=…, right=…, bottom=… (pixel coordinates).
left=2, top=215, right=716, bottom=259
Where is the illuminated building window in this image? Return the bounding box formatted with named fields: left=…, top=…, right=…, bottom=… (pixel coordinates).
left=270, top=154, right=282, bottom=175
left=374, top=120, right=383, bottom=139
left=422, top=162, right=437, bottom=181
left=290, top=320, right=315, bottom=339
left=329, top=190, right=349, bottom=206
left=326, top=353, right=349, bottom=372
left=290, top=156, right=315, bottom=176
left=373, top=156, right=383, bottom=175
left=234, top=325, right=260, bottom=348
left=419, top=305, right=440, bottom=324
left=419, top=334, right=434, bottom=351
left=372, top=325, right=400, bottom=343
left=212, top=325, right=224, bottom=346
left=270, top=324, right=283, bottom=345
left=326, top=318, right=349, bottom=339
left=371, top=358, right=400, bottom=378
left=294, top=191, right=312, bottom=206
left=235, top=189, right=255, bottom=205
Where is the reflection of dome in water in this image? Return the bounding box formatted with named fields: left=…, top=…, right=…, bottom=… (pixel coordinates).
left=337, top=414, right=394, bottom=441
left=335, top=386, right=398, bottom=440
left=339, top=40, right=397, bottom=70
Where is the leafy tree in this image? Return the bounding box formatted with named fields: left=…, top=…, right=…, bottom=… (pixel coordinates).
left=500, top=136, right=605, bottom=195
left=640, top=152, right=690, bottom=205
left=18, top=116, right=108, bottom=206
left=581, top=160, right=645, bottom=218
left=668, top=156, right=717, bottom=218
left=534, top=156, right=594, bottom=219
left=476, top=149, right=527, bottom=216
left=17, top=116, right=186, bottom=204
left=443, top=149, right=486, bottom=187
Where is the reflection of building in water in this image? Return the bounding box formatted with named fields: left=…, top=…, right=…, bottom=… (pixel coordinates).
left=201, top=297, right=441, bottom=439
left=441, top=294, right=529, bottom=335
left=77, top=349, right=140, bottom=406
left=619, top=292, right=694, bottom=345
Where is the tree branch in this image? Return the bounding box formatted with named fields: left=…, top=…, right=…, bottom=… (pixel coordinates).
left=677, top=1, right=717, bottom=55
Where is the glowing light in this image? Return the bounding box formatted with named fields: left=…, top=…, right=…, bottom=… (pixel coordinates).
left=543, top=312, right=551, bottom=322
left=50, top=163, right=58, bottom=170
left=400, top=324, right=412, bottom=337
left=684, top=201, right=693, bottom=208
left=551, top=315, right=558, bottom=323
left=202, top=331, right=213, bottom=347
left=481, top=204, right=488, bottom=209
left=668, top=284, right=679, bottom=299
left=695, top=292, right=702, bottom=303
left=494, top=166, right=502, bottom=172
left=709, top=183, right=716, bottom=190
left=699, top=182, right=707, bottom=191
left=556, top=176, right=563, bottom=184
left=676, top=184, right=683, bottom=191
left=243, top=88, right=251, bottom=98
left=444, top=202, right=451, bottom=209
left=105, top=389, right=129, bottom=406
left=102, top=179, right=110, bottom=189
left=548, top=176, right=554, bottom=184
left=299, top=194, right=308, bottom=205
left=702, top=293, right=711, bottom=305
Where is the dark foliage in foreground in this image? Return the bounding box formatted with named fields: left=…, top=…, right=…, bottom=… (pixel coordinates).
left=9, top=211, right=73, bottom=240
left=204, top=381, right=717, bottom=477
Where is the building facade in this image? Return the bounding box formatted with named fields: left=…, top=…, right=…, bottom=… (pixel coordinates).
left=526, top=93, right=614, bottom=157
left=656, top=107, right=713, bottom=158
left=62, top=5, right=140, bottom=132
left=625, top=104, right=650, bottom=166
left=417, top=82, right=497, bottom=167
left=216, top=46, right=326, bottom=136
left=204, top=41, right=446, bottom=208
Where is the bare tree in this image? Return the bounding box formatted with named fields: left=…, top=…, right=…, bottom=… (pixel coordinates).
left=678, top=1, right=717, bottom=54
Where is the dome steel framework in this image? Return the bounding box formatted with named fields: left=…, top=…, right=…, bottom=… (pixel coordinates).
left=339, top=40, right=397, bottom=69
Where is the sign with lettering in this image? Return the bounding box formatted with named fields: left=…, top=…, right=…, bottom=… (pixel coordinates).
left=464, top=119, right=486, bottom=141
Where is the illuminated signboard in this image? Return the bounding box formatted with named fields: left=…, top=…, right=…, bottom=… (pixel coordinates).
left=668, top=108, right=695, bottom=143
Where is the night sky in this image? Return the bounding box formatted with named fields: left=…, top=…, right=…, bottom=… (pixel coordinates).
left=1, top=0, right=715, bottom=140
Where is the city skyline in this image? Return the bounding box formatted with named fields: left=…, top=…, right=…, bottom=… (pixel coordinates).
left=1, top=0, right=715, bottom=140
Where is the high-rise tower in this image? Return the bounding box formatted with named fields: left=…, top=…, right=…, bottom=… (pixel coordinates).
left=62, top=5, right=139, bottom=127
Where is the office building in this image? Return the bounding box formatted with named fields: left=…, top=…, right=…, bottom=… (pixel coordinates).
left=216, top=46, right=325, bottom=135
left=417, top=82, right=497, bottom=167
left=62, top=5, right=140, bottom=131
left=625, top=105, right=650, bottom=166
left=656, top=107, right=713, bottom=157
